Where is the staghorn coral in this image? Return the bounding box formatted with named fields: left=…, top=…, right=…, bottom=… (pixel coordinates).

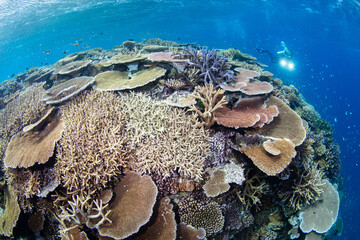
left=5, top=166, right=57, bottom=199
left=189, top=83, right=228, bottom=128
left=56, top=192, right=112, bottom=239
left=180, top=202, right=225, bottom=236
left=55, top=91, right=133, bottom=194
left=123, top=92, right=209, bottom=181
left=237, top=169, right=269, bottom=210
left=0, top=83, right=48, bottom=140
left=279, top=164, right=325, bottom=210
left=183, top=46, right=234, bottom=85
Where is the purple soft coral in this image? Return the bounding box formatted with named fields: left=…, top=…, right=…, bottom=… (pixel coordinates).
left=183, top=46, right=234, bottom=85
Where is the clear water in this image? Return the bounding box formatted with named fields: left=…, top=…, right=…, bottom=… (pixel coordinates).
left=1, top=0, right=359, bottom=239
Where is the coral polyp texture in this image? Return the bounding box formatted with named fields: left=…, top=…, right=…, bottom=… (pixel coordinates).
left=0, top=40, right=341, bottom=240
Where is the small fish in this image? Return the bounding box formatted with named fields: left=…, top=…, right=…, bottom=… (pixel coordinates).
left=44, top=50, right=50, bottom=54
left=74, top=42, right=80, bottom=46
left=63, top=50, right=67, bottom=54
left=11, top=73, right=15, bottom=77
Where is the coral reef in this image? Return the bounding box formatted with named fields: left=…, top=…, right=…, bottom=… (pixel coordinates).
left=0, top=40, right=342, bottom=240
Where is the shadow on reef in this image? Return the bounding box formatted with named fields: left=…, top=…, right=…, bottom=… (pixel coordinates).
left=0, top=38, right=342, bottom=240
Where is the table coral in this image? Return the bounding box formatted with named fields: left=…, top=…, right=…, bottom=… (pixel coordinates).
left=299, top=180, right=340, bottom=234
left=214, top=96, right=279, bottom=129
left=241, top=138, right=296, bottom=176
left=203, top=169, right=230, bottom=197
left=4, top=115, right=63, bottom=168
left=93, top=171, right=158, bottom=239
left=252, top=96, right=306, bottom=146
left=41, top=76, right=94, bottom=104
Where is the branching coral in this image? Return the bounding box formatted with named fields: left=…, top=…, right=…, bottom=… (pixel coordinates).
left=279, top=164, right=325, bottom=210
left=123, top=92, right=209, bottom=181
left=183, top=46, right=234, bottom=85
left=189, top=83, right=228, bottom=128
left=55, top=91, right=133, bottom=194
left=56, top=193, right=112, bottom=239
left=0, top=83, right=47, bottom=140
left=237, top=169, right=269, bottom=210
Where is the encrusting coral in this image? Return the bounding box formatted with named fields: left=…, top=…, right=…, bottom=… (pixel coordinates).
left=180, top=202, right=225, bottom=236
left=55, top=90, right=133, bottom=194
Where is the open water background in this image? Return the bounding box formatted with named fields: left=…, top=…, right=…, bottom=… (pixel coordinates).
left=0, top=0, right=359, bottom=238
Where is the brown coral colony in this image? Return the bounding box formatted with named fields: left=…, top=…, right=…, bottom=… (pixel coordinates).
left=0, top=40, right=341, bottom=240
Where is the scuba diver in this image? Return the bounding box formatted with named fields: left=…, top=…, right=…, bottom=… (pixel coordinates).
left=257, top=41, right=294, bottom=70
left=257, top=41, right=293, bottom=63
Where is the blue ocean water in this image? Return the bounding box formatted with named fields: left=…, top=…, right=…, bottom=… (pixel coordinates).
left=0, top=0, right=359, bottom=239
